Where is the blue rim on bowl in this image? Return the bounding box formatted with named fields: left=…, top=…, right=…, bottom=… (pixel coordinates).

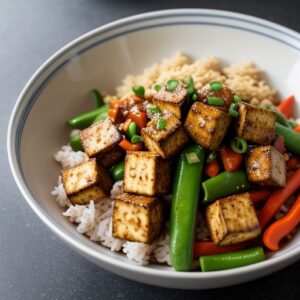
left=7, top=9, right=300, bottom=289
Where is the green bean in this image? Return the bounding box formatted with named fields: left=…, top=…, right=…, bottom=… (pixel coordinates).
left=92, top=111, right=108, bottom=123
left=229, top=103, right=239, bottom=118
left=131, top=135, right=143, bottom=144
left=67, top=103, right=109, bottom=129
left=127, top=121, right=137, bottom=138
left=91, top=89, right=104, bottom=108
left=288, top=120, right=298, bottom=128
left=170, top=144, right=205, bottom=271
left=70, top=135, right=84, bottom=152
left=109, top=161, right=125, bottom=182
left=202, top=170, right=250, bottom=203
left=275, top=122, right=300, bottom=155
left=132, top=85, right=145, bottom=97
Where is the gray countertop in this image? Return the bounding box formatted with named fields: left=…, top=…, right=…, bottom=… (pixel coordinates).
left=1, top=0, right=300, bottom=299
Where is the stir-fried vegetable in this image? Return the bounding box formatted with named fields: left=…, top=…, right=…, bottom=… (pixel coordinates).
left=70, top=134, right=84, bottom=152
left=118, top=137, right=143, bottom=151
left=109, top=161, right=125, bottom=182
left=249, top=189, right=272, bottom=204
left=230, top=137, right=248, bottom=154
left=277, top=95, right=295, bottom=118
left=219, top=146, right=243, bottom=172
left=204, top=159, right=220, bottom=177
left=263, top=194, right=300, bottom=251
left=166, top=79, right=179, bottom=92
left=207, top=96, right=225, bottom=106
left=91, top=89, right=104, bottom=108
left=170, top=144, right=205, bottom=271
left=259, top=168, right=300, bottom=228
left=199, top=247, right=265, bottom=271
left=132, top=85, right=145, bottom=97
left=202, top=170, right=250, bottom=203
left=275, top=123, right=300, bottom=155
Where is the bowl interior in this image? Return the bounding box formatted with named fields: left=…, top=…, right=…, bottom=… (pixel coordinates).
left=10, top=10, right=300, bottom=286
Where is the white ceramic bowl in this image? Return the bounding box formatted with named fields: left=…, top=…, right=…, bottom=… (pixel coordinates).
left=7, top=9, right=300, bottom=289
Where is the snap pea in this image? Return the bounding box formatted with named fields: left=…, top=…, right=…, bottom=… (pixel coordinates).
left=70, top=134, right=84, bottom=152
left=91, top=89, right=104, bottom=108
left=92, top=111, right=108, bottom=123
left=170, top=144, right=205, bottom=271
left=109, top=161, right=125, bottom=182
left=200, top=247, right=265, bottom=272
left=67, top=102, right=109, bottom=129
left=202, top=170, right=250, bottom=204
left=275, top=122, right=300, bottom=155
left=288, top=120, right=297, bottom=128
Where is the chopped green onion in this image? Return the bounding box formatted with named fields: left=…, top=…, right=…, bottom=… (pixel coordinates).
left=184, top=76, right=193, bottom=86
left=230, top=137, right=248, bottom=154
left=91, top=89, right=104, bottom=108
left=233, top=95, right=242, bottom=104
left=152, top=83, right=162, bottom=92
left=147, top=104, right=161, bottom=115
left=185, top=152, right=201, bottom=164
left=206, top=151, right=217, bottom=164
left=156, top=118, right=166, bottom=130
left=192, top=93, right=198, bottom=101
left=127, top=121, right=137, bottom=138
left=166, top=80, right=179, bottom=92
left=207, top=96, right=225, bottom=106
left=131, top=135, right=143, bottom=144
left=187, top=85, right=196, bottom=95
left=229, top=103, right=239, bottom=118
left=132, top=85, right=145, bottom=97
left=210, top=81, right=223, bottom=91
left=288, top=120, right=298, bottom=129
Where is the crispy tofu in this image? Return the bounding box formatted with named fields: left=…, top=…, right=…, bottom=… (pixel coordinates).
left=61, top=158, right=113, bottom=205
left=141, top=112, right=189, bottom=159
left=80, top=118, right=124, bottom=167
left=247, top=145, right=286, bottom=187
left=113, top=193, right=164, bottom=243
left=236, top=103, right=276, bottom=145
left=152, top=83, right=188, bottom=118
left=123, top=151, right=171, bottom=196
left=199, top=84, right=234, bottom=112
left=184, top=102, right=231, bottom=150
left=206, top=193, right=261, bottom=246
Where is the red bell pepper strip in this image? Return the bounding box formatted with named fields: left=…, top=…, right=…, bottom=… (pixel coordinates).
left=249, top=189, right=272, bottom=204
left=219, top=146, right=243, bottom=172
left=263, top=194, right=300, bottom=251
left=204, top=159, right=220, bottom=177
left=118, top=137, right=143, bottom=151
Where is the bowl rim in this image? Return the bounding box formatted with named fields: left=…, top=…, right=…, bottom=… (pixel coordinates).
left=7, top=8, right=300, bottom=281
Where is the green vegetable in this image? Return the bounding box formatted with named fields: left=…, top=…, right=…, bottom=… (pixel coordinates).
left=210, top=81, right=222, bottom=91
left=156, top=118, right=166, bottom=130
left=131, top=135, right=143, bottom=144
left=187, top=85, right=196, bottom=95
left=152, top=83, right=162, bottom=92
left=288, top=120, right=297, bottom=128
left=230, top=137, right=248, bottom=154
left=206, top=151, right=217, bottom=164
left=91, top=89, right=104, bottom=108
left=229, top=103, right=239, bottom=118
left=170, top=144, right=205, bottom=271
left=92, top=111, right=108, bottom=123
left=202, top=170, right=250, bottom=203
left=233, top=95, right=242, bottom=104
left=132, top=85, right=145, bottom=97
left=67, top=103, right=109, bottom=129
left=127, top=121, right=137, bottom=138
left=207, top=96, right=225, bottom=106
left=185, top=152, right=200, bottom=164
left=166, top=80, right=179, bottom=92
left=275, top=123, right=300, bottom=155
left=200, top=247, right=265, bottom=272
left=192, top=93, right=198, bottom=101
left=70, top=135, right=84, bottom=152
left=147, top=104, right=161, bottom=115
left=109, top=161, right=125, bottom=182
left=184, top=76, right=193, bottom=86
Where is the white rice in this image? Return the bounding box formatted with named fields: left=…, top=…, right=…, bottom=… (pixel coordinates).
left=52, top=146, right=171, bottom=265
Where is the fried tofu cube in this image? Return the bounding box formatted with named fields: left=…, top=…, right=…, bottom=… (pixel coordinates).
left=62, top=158, right=113, bottom=205
left=124, top=151, right=171, bottom=196
left=113, top=193, right=164, bottom=243
left=141, top=112, right=189, bottom=159
left=247, top=145, right=286, bottom=187
left=236, top=103, right=276, bottom=145
left=206, top=193, right=261, bottom=246
left=184, top=102, right=231, bottom=150
left=152, top=83, right=188, bottom=118
left=80, top=118, right=123, bottom=167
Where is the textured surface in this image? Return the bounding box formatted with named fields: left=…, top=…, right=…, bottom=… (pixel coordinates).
left=1, top=0, right=300, bottom=299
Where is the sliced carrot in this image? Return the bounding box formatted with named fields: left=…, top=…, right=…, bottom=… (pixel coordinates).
left=194, top=239, right=260, bottom=257
left=294, top=125, right=300, bottom=133
left=263, top=194, right=300, bottom=251
left=286, top=156, right=300, bottom=171
left=258, top=168, right=300, bottom=229
left=273, top=135, right=286, bottom=154
left=127, top=110, right=148, bottom=130
left=118, top=137, right=143, bottom=151
left=204, top=159, right=220, bottom=177
left=277, top=95, right=295, bottom=118
left=249, top=189, right=272, bottom=204
left=219, top=146, right=243, bottom=172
